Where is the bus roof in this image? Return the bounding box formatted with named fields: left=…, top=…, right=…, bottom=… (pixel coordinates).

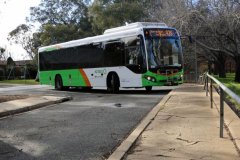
left=104, top=22, right=167, bottom=34
left=38, top=22, right=169, bottom=53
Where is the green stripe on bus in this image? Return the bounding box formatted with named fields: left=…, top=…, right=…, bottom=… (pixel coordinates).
left=39, top=69, right=88, bottom=87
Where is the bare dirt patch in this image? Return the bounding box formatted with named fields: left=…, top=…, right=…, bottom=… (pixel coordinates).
left=0, top=95, right=29, bottom=103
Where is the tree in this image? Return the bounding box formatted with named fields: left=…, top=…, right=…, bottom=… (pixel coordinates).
left=89, top=0, right=145, bottom=34
left=151, top=0, right=240, bottom=82
left=190, top=0, right=240, bottom=82
left=39, top=23, right=93, bottom=46
left=142, top=0, right=189, bottom=30
left=0, top=47, right=7, bottom=61
left=28, top=0, right=93, bottom=45
left=6, top=57, right=15, bottom=80
left=8, top=24, right=41, bottom=60
left=28, top=0, right=90, bottom=26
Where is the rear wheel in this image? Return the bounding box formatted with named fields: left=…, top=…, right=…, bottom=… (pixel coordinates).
left=145, top=86, right=152, bottom=92
left=107, top=73, right=119, bottom=94
left=55, top=75, right=63, bottom=90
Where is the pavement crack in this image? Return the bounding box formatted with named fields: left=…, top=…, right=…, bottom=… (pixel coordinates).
left=174, top=115, right=186, bottom=118
left=145, top=128, right=153, bottom=131
left=188, top=141, right=202, bottom=146
left=164, top=130, right=175, bottom=135
left=166, top=115, right=174, bottom=121
left=176, top=137, right=192, bottom=143
left=159, top=112, right=187, bottom=120
left=155, top=154, right=172, bottom=158
left=199, top=155, right=213, bottom=159
left=155, top=154, right=182, bottom=159
left=169, top=148, right=175, bottom=152
left=176, top=137, right=203, bottom=146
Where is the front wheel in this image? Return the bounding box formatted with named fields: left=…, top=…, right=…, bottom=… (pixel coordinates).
left=145, top=86, right=152, bottom=92
left=107, top=74, right=119, bottom=94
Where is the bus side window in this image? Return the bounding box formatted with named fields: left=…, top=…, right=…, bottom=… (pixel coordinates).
left=104, top=41, right=124, bottom=67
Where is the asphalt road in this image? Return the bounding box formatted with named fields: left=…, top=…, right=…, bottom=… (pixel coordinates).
left=0, top=85, right=169, bottom=160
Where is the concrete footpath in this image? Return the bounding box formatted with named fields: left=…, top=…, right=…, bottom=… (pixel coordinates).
left=0, top=96, right=72, bottom=118
left=111, top=84, right=240, bottom=160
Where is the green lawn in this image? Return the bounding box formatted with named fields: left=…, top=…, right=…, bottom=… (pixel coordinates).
left=0, top=79, right=39, bottom=85
left=214, top=73, right=240, bottom=109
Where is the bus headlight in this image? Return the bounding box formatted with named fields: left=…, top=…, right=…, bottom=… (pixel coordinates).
left=144, top=76, right=156, bottom=82
left=178, top=75, right=183, bottom=81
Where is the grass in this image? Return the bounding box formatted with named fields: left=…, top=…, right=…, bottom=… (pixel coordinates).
left=214, top=73, right=240, bottom=109
left=0, top=79, right=39, bottom=85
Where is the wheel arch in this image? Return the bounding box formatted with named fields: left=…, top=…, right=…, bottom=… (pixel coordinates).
left=55, top=74, right=61, bottom=79
left=106, top=71, right=120, bottom=88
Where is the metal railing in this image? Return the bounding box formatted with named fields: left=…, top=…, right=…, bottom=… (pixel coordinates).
left=204, top=72, right=240, bottom=138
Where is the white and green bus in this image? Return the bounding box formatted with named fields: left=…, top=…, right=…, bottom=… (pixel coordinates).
left=38, top=22, right=183, bottom=93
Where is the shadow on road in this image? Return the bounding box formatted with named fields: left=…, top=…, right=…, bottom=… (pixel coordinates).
left=51, top=88, right=171, bottom=95
left=0, top=140, right=34, bottom=160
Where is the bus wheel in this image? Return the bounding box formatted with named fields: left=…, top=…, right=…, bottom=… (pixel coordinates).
left=107, top=73, right=119, bottom=93
left=82, top=87, right=92, bottom=91
left=55, top=75, right=63, bottom=90
left=145, top=86, right=152, bottom=92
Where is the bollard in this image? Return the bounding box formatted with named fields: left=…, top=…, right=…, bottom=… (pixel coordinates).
left=206, top=76, right=208, bottom=96
left=204, top=75, right=206, bottom=90
left=220, top=88, right=224, bottom=138
left=210, top=79, right=213, bottom=109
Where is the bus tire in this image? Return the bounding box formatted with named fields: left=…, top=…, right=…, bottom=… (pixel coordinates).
left=145, top=86, right=152, bottom=92
left=82, top=87, right=92, bottom=91
left=55, top=75, right=64, bottom=90
left=107, top=73, right=119, bottom=93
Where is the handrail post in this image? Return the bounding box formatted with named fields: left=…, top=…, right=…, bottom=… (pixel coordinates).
left=220, top=87, right=224, bottom=138
left=210, top=79, right=213, bottom=109
left=206, top=76, right=208, bottom=96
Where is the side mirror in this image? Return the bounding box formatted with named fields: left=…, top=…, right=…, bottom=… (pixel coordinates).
left=180, top=35, right=193, bottom=43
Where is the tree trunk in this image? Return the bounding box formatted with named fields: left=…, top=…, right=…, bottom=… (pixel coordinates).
left=208, top=61, right=213, bottom=74
left=218, top=63, right=226, bottom=78
left=213, top=62, right=219, bottom=75
left=234, top=56, right=240, bottom=82
left=217, top=53, right=226, bottom=78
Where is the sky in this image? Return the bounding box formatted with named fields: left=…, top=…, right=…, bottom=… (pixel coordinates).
left=0, top=0, right=40, bottom=60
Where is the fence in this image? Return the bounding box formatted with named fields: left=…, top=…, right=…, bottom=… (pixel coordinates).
left=203, top=73, right=240, bottom=138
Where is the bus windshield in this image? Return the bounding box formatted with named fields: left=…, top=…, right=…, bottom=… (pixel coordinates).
left=144, top=29, right=182, bottom=68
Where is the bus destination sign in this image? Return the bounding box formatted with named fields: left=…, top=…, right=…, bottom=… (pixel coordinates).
left=145, top=29, right=177, bottom=37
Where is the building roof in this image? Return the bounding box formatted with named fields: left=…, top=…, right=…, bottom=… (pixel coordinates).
left=14, top=60, right=32, bottom=66
left=0, top=60, right=33, bottom=66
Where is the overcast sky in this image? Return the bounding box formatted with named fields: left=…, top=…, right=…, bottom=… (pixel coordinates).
left=0, top=0, right=40, bottom=60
